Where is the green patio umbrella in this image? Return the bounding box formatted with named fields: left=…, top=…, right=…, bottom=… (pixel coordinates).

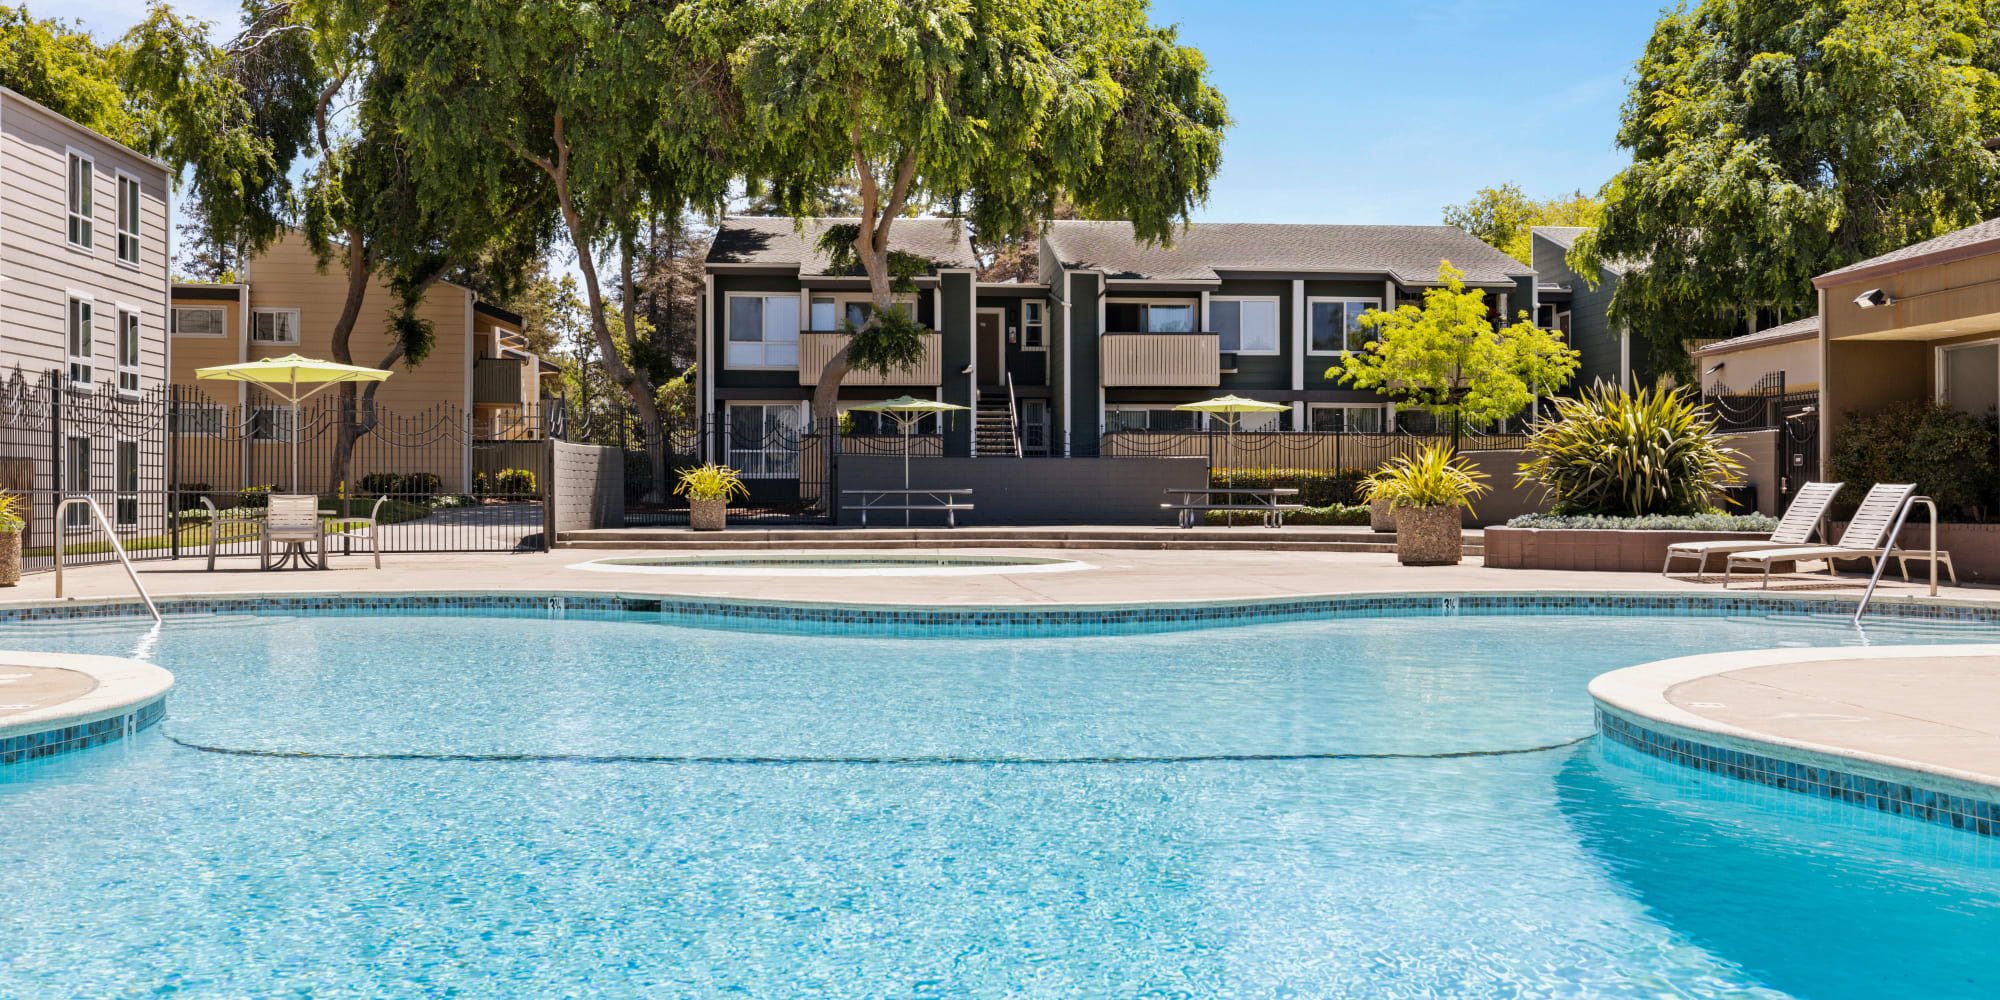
left=196, top=354, right=393, bottom=493
left=847, top=396, right=971, bottom=525
left=1175, top=394, right=1289, bottom=488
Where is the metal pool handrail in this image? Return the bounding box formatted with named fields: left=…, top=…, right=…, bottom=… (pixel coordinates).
left=1853, top=494, right=1938, bottom=625
left=53, top=495, right=162, bottom=624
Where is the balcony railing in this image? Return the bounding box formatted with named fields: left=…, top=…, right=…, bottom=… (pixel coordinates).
left=474, top=356, right=530, bottom=405
left=798, top=331, right=942, bottom=386
left=1100, top=332, right=1220, bottom=387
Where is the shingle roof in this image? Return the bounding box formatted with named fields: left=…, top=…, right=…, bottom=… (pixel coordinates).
left=1814, top=217, right=2000, bottom=286
left=1042, top=221, right=1533, bottom=285
left=1529, top=225, right=1642, bottom=276
left=707, top=216, right=977, bottom=274
left=1690, top=315, right=1820, bottom=358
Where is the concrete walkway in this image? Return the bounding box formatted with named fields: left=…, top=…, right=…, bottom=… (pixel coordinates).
left=10, top=546, right=1995, bottom=607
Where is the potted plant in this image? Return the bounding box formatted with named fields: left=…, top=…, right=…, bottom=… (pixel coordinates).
left=674, top=463, right=749, bottom=532
left=1357, top=472, right=1396, bottom=533
left=0, top=491, right=23, bottom=586
left=1369, top=445, right=1490, bottom=565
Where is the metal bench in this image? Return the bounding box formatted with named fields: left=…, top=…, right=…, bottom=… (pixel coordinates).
left=1162, top=488, right=1304, bottom=528
left=841, top=489, right=975, bottom=528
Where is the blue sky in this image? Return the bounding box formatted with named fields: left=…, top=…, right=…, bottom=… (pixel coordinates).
left=73, top=0, right=1665, bottom=235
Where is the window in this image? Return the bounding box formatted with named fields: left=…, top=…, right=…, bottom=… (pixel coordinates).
left=251, top=308, right=300, bottom=346
left=726, top=402, right=803, bottom=476
left=1308, top=404, right=1386, bottom=433
left=1104, top=301, right=1197, bottom=334
left=248, top=406, right=295, bottom=443
left=66, top=150, right=93, bottom=249
left=1308, top=298, right=1380, bottom=354
left=173, top=401, right=226, bottom=437
left=807, top=294, right=915, bottom=332
left=1394, top=408, right=1440, bottom=434
left=64, top=436, right=90, bottom=528
left=1021, top=300, right=1046, bottom=350
left=843, top=409, right=937, bottom=436
left=66, top=296, right=93, bottom=387
left=116, top=173, right=141, bottom=265
left=1021, top=397, right=1049, bottom=452
left=116, top=441, right=139, bottom=526
left=172, top=306, right=227, bottom=338
left=1940, top=341, right=2000, bottom=418
left=1210, top=297, right=1280, bottom=354
left=1104, top=405, right=1201, bottom=432
left=726, top=294, right=800, bottom=368
left=115, top=308, right=142, bottom=394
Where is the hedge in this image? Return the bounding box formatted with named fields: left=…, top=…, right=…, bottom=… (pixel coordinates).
left=1203, top=502, right=1371, bottom=526
left=1209, top=467, right=1374, bottom=506
left=1506, top=512, right=1779, bottom=531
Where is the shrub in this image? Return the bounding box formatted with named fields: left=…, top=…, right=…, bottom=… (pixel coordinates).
left=0, top=491, right=22, bottom=534
left=1207, top=501, right=1371, bottom=526
left=1507, top=512, right=1779, bottom=531
left=674, top=463, right=749, bottom=502
left=402, top=472, right=442, bottom=497
left=1831, top=400, right=1996, bottom=521
left=1210, top=467, right=1373, bottom=506
left=237, top=485, right=272, bottom=509
left=470, top=472, right=490, bottom=497
left=1365, top=445, right=1490, bottom=511
left=358, top=473, right=402, bottom=495
left=493, top=468, right=537, bottom=495
left=1516, top=384, right=1742, bottom=517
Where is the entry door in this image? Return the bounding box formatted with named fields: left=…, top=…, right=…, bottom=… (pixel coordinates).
left=976, top=311, right=1004, bottom=387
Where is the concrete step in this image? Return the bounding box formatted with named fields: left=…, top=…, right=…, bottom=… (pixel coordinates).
left=558, top=536, right=1438, bottom=553
left=555, top=525, right=1478, bottom=555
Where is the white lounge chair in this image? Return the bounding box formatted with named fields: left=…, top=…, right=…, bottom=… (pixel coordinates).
left=324, top=495, right=390, bottom=570
left=1722, top=483, right=1915, bottom=589
left=259, top=493, right=327, bottom=570
left=1662, top=480, right=1843, bottom=575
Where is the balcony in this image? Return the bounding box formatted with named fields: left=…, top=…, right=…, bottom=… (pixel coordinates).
left=798, top=331, right=942, bottom=386
left=474, top=356, right=530, bottom=405
left=1100, top=332, right=1221, bottom=387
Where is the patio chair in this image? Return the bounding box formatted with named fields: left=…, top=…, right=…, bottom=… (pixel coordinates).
left=259, top=493, right=327, bottom=570
left=1721, top=483, right=1916, bottom=589
left=324, top=496, right=390, bottom=569
left=1661, top=480, right=1843, bottom=575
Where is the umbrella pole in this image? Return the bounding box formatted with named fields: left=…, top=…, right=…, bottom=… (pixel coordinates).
left=902, top=414, right=913, bottom=528
left=291, top=371, right=302, bottom=494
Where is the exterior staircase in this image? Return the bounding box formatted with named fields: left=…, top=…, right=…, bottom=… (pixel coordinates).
left=975, top=387, right=1019, bottom=456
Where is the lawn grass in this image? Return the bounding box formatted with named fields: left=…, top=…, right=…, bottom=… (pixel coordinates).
left=26, top=496, right=438, bottom=558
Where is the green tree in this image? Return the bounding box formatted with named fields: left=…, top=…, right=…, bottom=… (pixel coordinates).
left=1575, top=0, right=2000, bottom=368
left=1443, top=183, right=1602, bottom=266
left=379, top=0, right=739, bottom=500
left=1332, top=263, right=1580, bottom=442
left=686, top=0, right=1229, bottom=425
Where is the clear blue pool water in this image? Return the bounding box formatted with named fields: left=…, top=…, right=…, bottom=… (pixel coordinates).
left=2, top=609, right=1998, bottom=998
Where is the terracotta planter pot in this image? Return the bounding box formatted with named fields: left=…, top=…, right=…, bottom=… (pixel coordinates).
left=689, top=497, right=727, bottom=532
left=1394, top=505, right=1464, bottom=565
left=0, top=532, right=17, bottom=586
left=1369, top=497, right=1397, bottom=533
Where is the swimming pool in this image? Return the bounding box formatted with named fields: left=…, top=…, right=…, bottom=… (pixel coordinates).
left=3, top=604, right=1997, bottom=998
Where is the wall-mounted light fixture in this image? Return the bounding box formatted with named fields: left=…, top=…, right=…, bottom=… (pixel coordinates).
left=1854, top=288, right=1893, bottom=309
left=1703, top=361, right=1725, bottom=376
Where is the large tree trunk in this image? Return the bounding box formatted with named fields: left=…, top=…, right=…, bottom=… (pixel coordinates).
left=324, top=237, right=373, bottom=493
left=807, top=148, right=916, bottom=427
left=620, top=233, right=671, bottom=504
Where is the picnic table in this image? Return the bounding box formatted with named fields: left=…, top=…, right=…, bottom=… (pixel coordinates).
left=1162, top=487, right=1304, bottom=529
left=841, top=488, right=975, bottom=528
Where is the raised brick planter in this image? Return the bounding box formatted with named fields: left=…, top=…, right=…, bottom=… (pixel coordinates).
left=1483, top=527, right=1770, bottom=572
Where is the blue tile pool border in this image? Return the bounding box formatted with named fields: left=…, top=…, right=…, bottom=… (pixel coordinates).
left=0, top=695, right=165, bottom=766
left=6, top=589, right=2000, bottom=637
left=1595, top=706, right=2000, bottom=838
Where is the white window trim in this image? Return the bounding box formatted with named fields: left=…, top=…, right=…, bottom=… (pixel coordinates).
left=114, top=438, right=140, bottom=527
left=722, top=400, right=807, bottom=478
left=174, top=400, right=227, bottom=438
left=1306, top=402, right=1389, bottom=433
left=114, top=170, right=142, bottom=269
left=1935, top=337, right=2000, bottom=406
left=115, top=303, right=142, bottom=397
left=1020, top=299, right=1047, bottom=352
left=172, top=305, right=228, bottom=338
left=63, top=434, right=92, bottom=530
left=1305, top=296, right=1384, bottom=356
left=805, top=291, right=919, bottom=331
left=1103, top=403, right=1208, bottom=431
left=65, top=290, right=95, bottom=391
left=65, top=146, right=95, bottom=252
left=251, top=307, right=301, bottom=347
left=1102, top=297, right=1203, bottom=334
left=247, top=405, right=296, bottom=444
left=1208, top=295, right=1283, bottom=356
left=723, top=292, right=802, bottom=371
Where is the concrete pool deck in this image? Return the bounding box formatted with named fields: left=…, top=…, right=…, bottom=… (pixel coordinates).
left=0, top=651, right=174, bottom=765
left=11, top=545, right=2000, bottom=607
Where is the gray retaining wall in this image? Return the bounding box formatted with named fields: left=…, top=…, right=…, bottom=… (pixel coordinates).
left=546, top=441, right=625, bottom=534
left=836, top=456, right=1208, bottom=526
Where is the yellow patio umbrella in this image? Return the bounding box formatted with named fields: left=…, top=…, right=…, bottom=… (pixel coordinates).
left=847, top=395, right=971, bottom=491
left=1175, top=394, right=1289, bottom=488
left=194, top=354, right=393, bottom=492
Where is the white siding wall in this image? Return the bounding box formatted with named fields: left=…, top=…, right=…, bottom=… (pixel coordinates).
left=0, top=91, right=172, bottom=389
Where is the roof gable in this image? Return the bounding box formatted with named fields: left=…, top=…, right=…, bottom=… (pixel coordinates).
left=1042, top=221, right=1533, bottom=285
left=707, top=216, right=978, bottom=274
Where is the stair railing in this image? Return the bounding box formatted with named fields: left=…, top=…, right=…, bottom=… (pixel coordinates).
left=1005, top=371, right=1023, bottom=457
left=1852, top=494, right=1939, bottom=625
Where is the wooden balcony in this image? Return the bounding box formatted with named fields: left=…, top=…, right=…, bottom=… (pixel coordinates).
left=798, top=331, right=942, bottom=386
left=1100, top=332, right=1220, bottom=387
left=474, top=356, right=530, bottom=405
